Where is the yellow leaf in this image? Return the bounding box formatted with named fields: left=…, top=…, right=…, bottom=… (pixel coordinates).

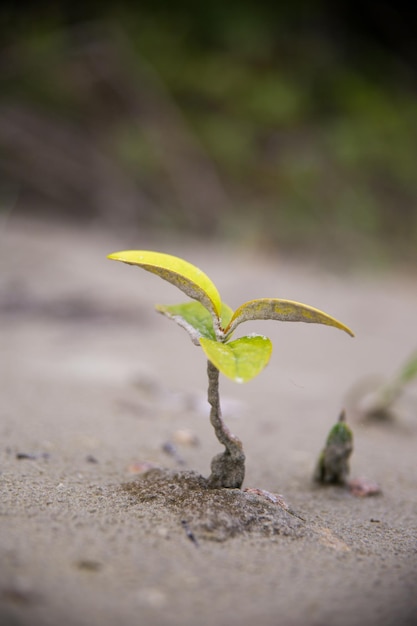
left=224, top=298, right=354, bottom=338
left=108, top=250, right=222, bottom=319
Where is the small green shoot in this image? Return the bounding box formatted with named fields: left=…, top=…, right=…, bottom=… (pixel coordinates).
left=108, top=250, right=354, bottom=488
left=356, top=350, right=417, bottom=421
left=314, top=410, right=353, bottom=485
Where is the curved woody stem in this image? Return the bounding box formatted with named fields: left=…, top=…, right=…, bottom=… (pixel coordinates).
left=207, top=360, right=245, bottom=488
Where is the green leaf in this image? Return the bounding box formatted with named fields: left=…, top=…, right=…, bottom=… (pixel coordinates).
left=200, top=335, right=272, bottom=383
left=156, top=301, right=234, bottom=345
left=107, top=250, right=222, bottom=319
left=224, top=298, right=354, bottom=338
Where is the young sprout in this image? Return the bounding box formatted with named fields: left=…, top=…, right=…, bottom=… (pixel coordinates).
left=356, top=350, right=417, bottom=421
left=314, top=410, right=353, bottom=485
left=108, top=250, right=354, bottom=489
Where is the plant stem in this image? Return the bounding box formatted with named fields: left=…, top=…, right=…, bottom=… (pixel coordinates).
left=206, top=360, right=245, bottom=489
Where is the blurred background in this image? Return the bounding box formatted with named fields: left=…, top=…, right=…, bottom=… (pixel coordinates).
left=1, top=0, right=416, bottom=266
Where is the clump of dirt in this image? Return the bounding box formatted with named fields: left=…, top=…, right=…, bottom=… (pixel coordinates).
left=121, top=468, right=305, bottom=542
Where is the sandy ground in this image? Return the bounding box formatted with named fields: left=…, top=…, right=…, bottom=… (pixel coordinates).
left=1, top=216, right=416, bottom=626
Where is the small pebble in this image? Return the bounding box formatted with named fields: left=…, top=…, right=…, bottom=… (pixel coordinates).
left=161, top=442, right=185, bottom=465
left=172, top=429, right=199, bottom=447
left=348, top=478, right=382, bottom=497
left=16, top=452, right=50, bottom=461
left=127, top=461, right=158, bottom=475
left=76, top=560, right=102, bottom=572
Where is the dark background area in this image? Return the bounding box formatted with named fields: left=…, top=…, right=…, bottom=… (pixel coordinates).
left=1, top=1, right=417, bottom=264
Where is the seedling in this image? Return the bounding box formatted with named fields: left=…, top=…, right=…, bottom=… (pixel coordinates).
left=355, top=350, right=417, bottom=421
left=108, top=250, right=354, bottom=489
left=314, top=410, right=353, bottom=485
left=313, top=411, right=382, bottom=497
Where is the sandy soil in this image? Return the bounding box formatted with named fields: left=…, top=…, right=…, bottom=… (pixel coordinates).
left=1, top=216, right=416, bottom=626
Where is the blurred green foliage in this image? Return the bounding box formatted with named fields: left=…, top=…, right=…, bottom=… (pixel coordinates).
left=1, top=2, right=417, bottom=263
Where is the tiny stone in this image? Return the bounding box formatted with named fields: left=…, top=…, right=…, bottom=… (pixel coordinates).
left=127, top=461, right=158, bottom=474
left=348, top=478, right=382, bottom=497
left=172, top=429, right=200, bottom=447
left=76, top=560, right=102, bottom=572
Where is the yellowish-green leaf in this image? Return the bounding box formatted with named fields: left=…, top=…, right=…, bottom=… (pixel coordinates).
left=200, top=335, right=272, bottom=383
left=224, top=298, right=354, bottom=338
left=156, top=301, right=234, bottom=344
left=107, top=250, right=222, bottom=318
